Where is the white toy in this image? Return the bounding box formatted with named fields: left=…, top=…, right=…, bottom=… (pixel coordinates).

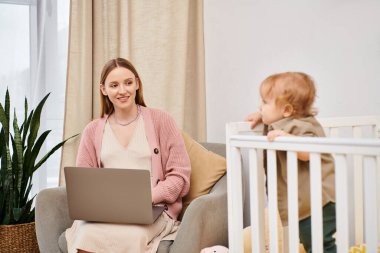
left=200, top=245, right=229, bottom=253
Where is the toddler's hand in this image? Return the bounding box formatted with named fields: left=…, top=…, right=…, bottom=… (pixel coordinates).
left=267, top=130, right=290, bottom=141
left=245, top=112, right=262, bottom=129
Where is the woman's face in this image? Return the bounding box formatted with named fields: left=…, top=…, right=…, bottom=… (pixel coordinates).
left=100, top=67, right=139, bottom=112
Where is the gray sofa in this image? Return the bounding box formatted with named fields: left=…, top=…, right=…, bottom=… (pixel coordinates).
left=35, top=143, right=228, bottom=253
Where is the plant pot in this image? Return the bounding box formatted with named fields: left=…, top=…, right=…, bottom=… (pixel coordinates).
left=0, top=222, right=39, bottom=253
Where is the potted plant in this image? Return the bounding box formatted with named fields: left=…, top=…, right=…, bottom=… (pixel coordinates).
left=0, top=88, right=76, bottom=252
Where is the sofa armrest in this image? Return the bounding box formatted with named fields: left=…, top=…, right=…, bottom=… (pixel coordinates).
left=170, top=174, right=228, bottom=253
left=35, top=187, right=73, bottom=253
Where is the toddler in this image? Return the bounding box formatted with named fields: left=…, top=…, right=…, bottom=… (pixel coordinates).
left=246, top=72, right=336, bottom=253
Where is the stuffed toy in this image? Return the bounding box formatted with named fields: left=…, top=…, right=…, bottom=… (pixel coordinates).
left=348, top=244, right=380, bottom=253
left=200, top=245, right=229, bottom=253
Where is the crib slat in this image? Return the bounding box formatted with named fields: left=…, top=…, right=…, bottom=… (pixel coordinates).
left=377, top=155, right=380, bottom=244
left=330, top=128, right=339, bottom=138
left=287, top=151, right=299, bottom=253
left=267, top=150, right=279, bottom=253
left=353, top=125, right=364, bottom=244
left=334, top=154, right=349, bottom=253
left=310, top=153, right=323, bottom=253
left=373, top=124, right=380, bottom=138
left=364, top=156, right=378, bottom=253
left=282, top=229, right=289, bottom=253
left=227, top=146, right=244, bottom=253
left=352, top=126, right=362, bottom=139
left=249, top=149, right=265, bottom=253
left=353, top=154, right=364, bottom=244
left=324, top=127, right=331, bottom=137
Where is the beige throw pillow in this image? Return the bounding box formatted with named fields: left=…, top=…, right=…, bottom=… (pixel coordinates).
left=181, top=132, right=226, bottom=212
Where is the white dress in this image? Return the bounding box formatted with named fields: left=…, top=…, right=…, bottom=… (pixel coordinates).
left=66, top=117, right=179, bottom=253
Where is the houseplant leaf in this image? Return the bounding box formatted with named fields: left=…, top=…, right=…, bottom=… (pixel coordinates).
left=12, top=110, right=23, bottom=193
left=0, top=103, right=9, bottom=144
left=27, top=93, right=49, bottom=149
left=0, top=88, right=77, bottom=225
left=25, top=130, right=51, bottom=176
left=34, top=134, right=78, bottom=172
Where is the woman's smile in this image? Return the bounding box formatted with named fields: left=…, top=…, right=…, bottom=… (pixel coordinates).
left=117, top=96, right=129, bottom=102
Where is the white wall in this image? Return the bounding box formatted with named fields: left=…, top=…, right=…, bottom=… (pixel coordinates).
left=204, top=0, right=380, bottom=143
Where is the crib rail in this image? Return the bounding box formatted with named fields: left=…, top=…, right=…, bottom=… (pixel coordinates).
left=317, top=116, right=380, bottom=138
left=226, top=117, right=380, bottom=253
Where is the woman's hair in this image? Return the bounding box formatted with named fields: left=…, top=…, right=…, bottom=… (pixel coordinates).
left=99, top=58, right=146, bottom=117
left=260, top=72, right=317, bottom=117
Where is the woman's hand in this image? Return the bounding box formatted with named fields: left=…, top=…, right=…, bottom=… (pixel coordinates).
left=245, top=112, right=262, bottom=129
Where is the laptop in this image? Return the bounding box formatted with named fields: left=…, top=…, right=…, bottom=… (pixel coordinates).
left=64, top=166, right=166, bottom=225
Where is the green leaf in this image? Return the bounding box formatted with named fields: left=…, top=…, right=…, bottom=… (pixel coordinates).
left=0, top=103, right=9, bottom=144
left=24, top=97, right=28, bottom=127
left=5, top=88, right=10, bottom=131
left=0, top=129, right=5, bottom=173
left=4, top=143, right=14, bottom=222
left=0, top=190, right=5, bottom=222
left=12, top=207, right=22, bottom=222
left=1, top=213, right=10, bottom=225
left=22, top=110, right=33, bottom=148
left=17, top=196, right=35, bottom=224
left=13, top=110, right=23, bottom=191
left=26, top=130, right=51, bottom=176
left=21, top=183, right=33, bottom=204
left=0, top=129, right=3, bottom=160
left=27, top=93, right=50, bottom=149
left=5, top=143, right=12, bottom=185
left=10, top=135, right=20, bottom=203
left=0, top=90, right=78, bottom=225
left=34, top=133, right=79, bottom=172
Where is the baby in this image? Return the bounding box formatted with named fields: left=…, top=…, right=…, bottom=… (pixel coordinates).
left=246, top=72, right=336, bottom=253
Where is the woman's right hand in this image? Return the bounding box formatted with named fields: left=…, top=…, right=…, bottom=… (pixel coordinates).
left=245, top=112, right=262, bottom=129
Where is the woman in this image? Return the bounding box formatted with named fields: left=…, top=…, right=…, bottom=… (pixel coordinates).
left=66, top=58, right=191, bottom=253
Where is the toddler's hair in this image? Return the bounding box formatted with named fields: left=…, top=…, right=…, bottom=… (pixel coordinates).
left=260, top=72, right=317, bottom=117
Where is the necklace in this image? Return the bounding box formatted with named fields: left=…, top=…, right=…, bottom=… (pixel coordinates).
left=113, top=105, right=140, bottom=126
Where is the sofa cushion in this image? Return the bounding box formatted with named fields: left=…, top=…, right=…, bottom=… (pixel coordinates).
left=181, top=132, right=226, bottom=212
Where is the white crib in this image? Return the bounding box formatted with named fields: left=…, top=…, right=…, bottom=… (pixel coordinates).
left=226, top=116, right=380, bottom=253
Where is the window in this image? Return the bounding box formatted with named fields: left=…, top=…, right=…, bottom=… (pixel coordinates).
left=0, top=0, right=70, bottom=192
left=0, top=2, right=31, bottom=107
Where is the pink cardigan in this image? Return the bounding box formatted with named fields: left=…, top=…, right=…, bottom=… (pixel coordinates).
left=76, top=106, right=191, bottom=220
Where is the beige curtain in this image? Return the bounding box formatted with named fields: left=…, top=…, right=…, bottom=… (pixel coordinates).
left=60, top=0, right=205, bottom=185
